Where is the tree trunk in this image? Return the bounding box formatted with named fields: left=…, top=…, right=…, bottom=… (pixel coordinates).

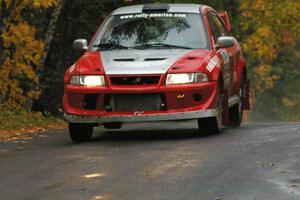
left=39, top=0, right=65, bottom=71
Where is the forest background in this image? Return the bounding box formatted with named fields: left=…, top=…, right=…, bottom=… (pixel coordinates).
left=0, top=0, right=299, bottom=133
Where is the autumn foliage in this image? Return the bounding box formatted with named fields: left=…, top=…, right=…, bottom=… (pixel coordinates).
left=0, top=0, right=57, bottom=109
left=240, top=0, right=300, bottom=93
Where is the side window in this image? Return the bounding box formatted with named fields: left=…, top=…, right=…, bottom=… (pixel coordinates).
left=212, top=13, right=230, bottom=37
left=206, top=13, right=221, bottom=44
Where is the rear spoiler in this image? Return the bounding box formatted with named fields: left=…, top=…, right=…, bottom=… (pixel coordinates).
left=218, top=11, right=231, bottom=32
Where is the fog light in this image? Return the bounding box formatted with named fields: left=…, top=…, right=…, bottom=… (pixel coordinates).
left=192, top=93, right=202, bottom=102
left=83, top=94, right=98, bottom=110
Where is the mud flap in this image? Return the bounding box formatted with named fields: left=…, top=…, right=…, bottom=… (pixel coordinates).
left=243, top=79, right=251, bottom=110
left=222, top=89, right=229, bottom=125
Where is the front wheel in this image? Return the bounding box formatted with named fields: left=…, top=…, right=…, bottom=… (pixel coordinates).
left=69, top=123, right=93, bottom=143
left=198, top=79, right=223, bottom=135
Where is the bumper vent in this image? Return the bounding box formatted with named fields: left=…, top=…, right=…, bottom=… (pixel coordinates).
left=105, top=93, right=166, bottom=112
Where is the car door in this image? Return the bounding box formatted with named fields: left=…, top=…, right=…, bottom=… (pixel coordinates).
left=212, top=13, right=240, bottom=96
left=207, top=11, right=237, bottom=97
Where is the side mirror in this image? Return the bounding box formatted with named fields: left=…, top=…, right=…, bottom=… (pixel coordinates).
left=217, top=36, right=234, bottom=48
left=72, top=39, right=88, bottom=51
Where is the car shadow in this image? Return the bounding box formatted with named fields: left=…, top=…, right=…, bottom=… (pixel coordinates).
left=91, top=123, right=227, bottom=142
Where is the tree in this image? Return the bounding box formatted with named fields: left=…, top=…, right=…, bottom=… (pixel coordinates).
left=0, top=0, right=57, bottom=109
left=239, top=0, right=300, bottom=120
left=240, top=0, right=300, bottom=93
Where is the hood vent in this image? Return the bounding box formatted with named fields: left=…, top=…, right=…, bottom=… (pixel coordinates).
left=113, top=58, right=135, bottom=62
left=142, top=4, right=169, bottom=12
left=187, top=57, right=198, bottom=60
left=144, top=58, right=167, bottom=61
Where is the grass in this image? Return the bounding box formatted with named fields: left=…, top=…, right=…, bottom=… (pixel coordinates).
left=0, top=109, right=67, bottom=141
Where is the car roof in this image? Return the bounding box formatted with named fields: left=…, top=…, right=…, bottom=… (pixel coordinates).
left=112, top=4, right=203, bottom=15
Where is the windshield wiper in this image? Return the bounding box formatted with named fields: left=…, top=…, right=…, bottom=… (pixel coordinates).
left=94, top=43, right=130, bottom=50
left=133, top=43, right=193, bottom=50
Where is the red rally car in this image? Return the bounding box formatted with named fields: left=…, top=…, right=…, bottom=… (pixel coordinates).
left=63, top=4, right=250, bottom=142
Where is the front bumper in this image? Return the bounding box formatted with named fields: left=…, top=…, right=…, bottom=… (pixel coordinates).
left=63, top=80, right=219, bottom=123
left=65, top=109, right=217, bottom=123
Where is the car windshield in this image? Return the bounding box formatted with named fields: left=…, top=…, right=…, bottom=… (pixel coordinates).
left=91, top=13, right=209, bottom=51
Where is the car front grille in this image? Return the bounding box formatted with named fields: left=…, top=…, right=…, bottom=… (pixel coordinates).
left=105, top=93, right=164, bottom=112
left=109, top=76, right=160, bottom=85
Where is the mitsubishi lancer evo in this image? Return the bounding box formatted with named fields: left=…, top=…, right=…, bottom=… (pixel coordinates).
left=63, top=4, right=250, bottom=142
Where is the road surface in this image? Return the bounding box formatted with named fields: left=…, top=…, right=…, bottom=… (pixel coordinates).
left=1, top=122, right=300, bottom=200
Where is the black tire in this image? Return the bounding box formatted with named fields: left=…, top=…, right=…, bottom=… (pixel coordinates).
left=198, top=78, right=223, bottom=135
left=229, top=82, right=245, bottom=127
left=69, top=123, right=93, bottom=143
left=103, top=122, right=122, bottom=129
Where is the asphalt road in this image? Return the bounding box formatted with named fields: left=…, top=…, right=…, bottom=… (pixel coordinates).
left=1, top=122, right=300, bottom=200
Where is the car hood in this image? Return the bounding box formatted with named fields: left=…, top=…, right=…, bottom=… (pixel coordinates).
left=76, top=49, right=211, bottom=75
left=100, top=49, right=203, bottom=75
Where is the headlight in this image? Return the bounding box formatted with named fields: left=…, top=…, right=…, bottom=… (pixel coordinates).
left=70, top=75, right=105, bottom=86
left=166, top=73, right=208, bottom=85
